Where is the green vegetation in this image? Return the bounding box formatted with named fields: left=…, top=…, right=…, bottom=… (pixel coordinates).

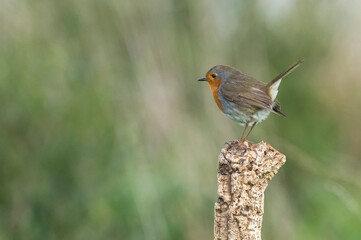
left=1, top=0, right=361, bottom=239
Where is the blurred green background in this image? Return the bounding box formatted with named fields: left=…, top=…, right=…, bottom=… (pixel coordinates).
left=1, top=0, right=361, bottom=239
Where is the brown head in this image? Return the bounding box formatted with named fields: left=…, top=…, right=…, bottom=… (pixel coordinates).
left=198, top=65, right=238, bottom=111
left=198, top=64, right=246, bottom=87
left=198, top=65, right=237, bottom=87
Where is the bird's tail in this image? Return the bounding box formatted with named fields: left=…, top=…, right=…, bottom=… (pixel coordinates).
left=266, top=59, right=304, bottom=101
left=267, top=59, right=304, bottom=88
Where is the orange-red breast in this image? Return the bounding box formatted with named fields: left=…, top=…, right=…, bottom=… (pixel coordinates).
left=198, top=60, right=303, bottom=142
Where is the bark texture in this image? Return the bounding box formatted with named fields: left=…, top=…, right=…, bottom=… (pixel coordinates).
left=214, top=140, right=286, bottom=240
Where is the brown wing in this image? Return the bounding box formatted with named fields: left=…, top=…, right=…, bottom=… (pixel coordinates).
left=220, top=72, right=274, bottom=111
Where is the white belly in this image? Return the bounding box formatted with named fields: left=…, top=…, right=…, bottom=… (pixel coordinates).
left=251, top=109, right=270, bottom=123
left=219, top=93, right=271, bottom=126
left=224, top=106, right=271, bottom=126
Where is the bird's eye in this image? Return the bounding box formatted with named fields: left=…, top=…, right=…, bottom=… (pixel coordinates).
left=211, top=73, right=217, bottom=78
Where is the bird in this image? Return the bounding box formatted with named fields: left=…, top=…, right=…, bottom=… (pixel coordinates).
left=198, top=60, right=303, bottom=143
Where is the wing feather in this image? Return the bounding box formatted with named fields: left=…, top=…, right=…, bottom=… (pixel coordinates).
left=220, top=72, right=273, bottom=111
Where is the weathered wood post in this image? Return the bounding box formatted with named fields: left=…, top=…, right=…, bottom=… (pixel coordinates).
left=214, top=140, right=286, bottom=240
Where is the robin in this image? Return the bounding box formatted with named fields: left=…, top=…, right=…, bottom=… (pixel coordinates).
left=198, top=60, right=303, bottom=143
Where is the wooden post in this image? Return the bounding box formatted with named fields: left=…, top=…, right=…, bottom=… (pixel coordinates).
left=214, top=140, right=286, bottom=240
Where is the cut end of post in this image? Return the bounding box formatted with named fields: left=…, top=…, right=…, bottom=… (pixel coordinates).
left=214, top=140, right=286, bottom=240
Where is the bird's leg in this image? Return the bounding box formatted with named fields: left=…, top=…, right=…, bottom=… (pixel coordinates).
left=243, top=122, right=257, bottom=142
left=239, top=122, right=249, bottom=143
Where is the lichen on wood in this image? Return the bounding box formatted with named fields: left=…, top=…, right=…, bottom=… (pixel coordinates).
left=214, top=140, right=286, bottom=240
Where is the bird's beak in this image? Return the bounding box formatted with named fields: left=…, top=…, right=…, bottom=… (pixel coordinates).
left=198, top=77, right=207, bottom=81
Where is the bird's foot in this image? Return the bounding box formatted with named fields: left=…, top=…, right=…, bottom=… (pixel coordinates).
left=238, top=138, right=249, bottom=147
